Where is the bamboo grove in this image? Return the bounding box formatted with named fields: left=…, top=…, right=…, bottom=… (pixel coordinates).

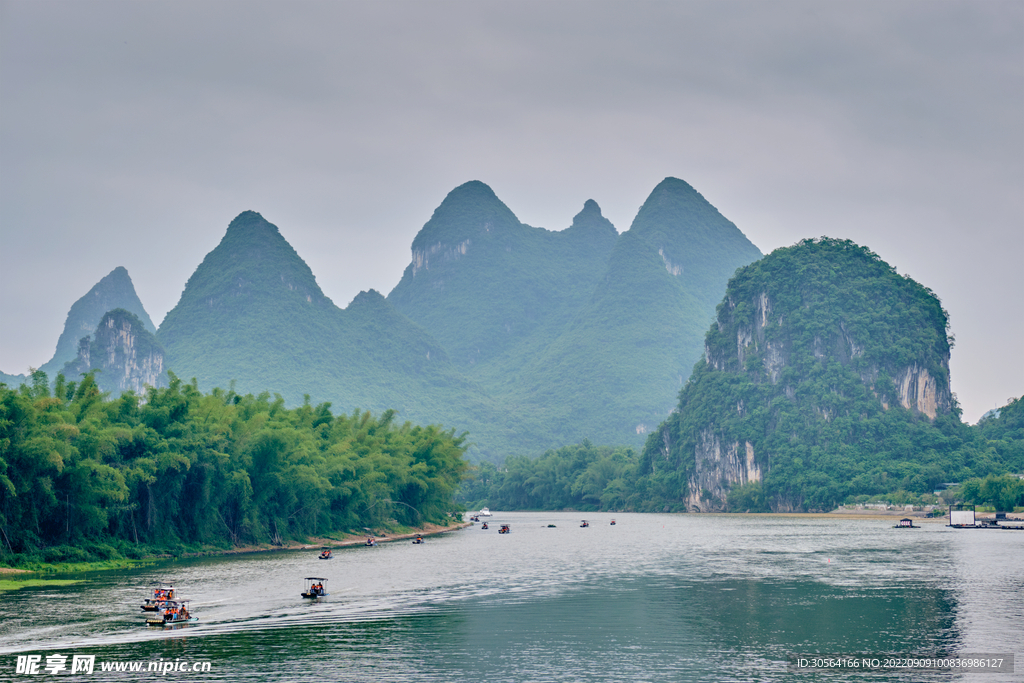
left=0, top=371, right=468, bottom=562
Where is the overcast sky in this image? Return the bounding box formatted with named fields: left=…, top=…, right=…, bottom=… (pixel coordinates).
left=1, top=0, right=1021, bottom=423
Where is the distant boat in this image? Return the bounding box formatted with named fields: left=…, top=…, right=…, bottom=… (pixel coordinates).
left=580, top=520, right=589, bottom=528
left=479, top=507, right=492, bottom=517
left=894, top=518, right=918, bottom=529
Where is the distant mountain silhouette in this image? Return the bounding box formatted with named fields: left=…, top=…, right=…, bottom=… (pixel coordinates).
left=0, top=266, right=155, bottom=385
left=389, top=178, right=762, bottom=448
left=48, top=266, right=156, bottom=376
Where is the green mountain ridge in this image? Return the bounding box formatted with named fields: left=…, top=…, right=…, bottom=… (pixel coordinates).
left=389, top=181, right=621, bottom=369
left=7, top=178, right=766, bottom=462
left=507, top=178, right=764, bottom=440
left=155, top=211, right=515, bottom=457
left=390, top=178, right=762, bottom=450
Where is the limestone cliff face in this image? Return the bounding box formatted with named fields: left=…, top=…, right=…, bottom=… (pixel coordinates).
left=63, top=309, right=167, bottom=395
left=411, top=239, right=471, bottom=276
left=892, top=363, right=949, bottom=419
left=685, top=431, right=761, bottom=511
left=641, top=237, right=956, bottom=512
left=708, top=288, right=952, bottom=421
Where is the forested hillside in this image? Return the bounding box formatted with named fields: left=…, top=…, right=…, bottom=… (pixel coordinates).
left=0, top=372, right=467, bottom=563
left=636, top=238, right=1011, bottom=512
left=460, top=396, right=1024, bottom=514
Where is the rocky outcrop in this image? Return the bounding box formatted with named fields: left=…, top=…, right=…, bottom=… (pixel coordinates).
left=33, top=267, right=156, bottom=379
left=412, top=239, right=471, bottom=276
left=686, top=430, right=761, bottom=511
left=706, top=285, right=951, bottom=420
left=894, top=364, right=949, bottom=419
left=658, top=247, right=683, bottom=276
left=63, top=309, right=167, bottom=395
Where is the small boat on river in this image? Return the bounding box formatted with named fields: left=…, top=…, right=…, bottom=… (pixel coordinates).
left=412, top=535, right=425, bottom=544
left=481, top=522, right=489, bottom=530
left=318, top=549, right=333, bottom=559
left=580, top=520, right=589, bottom=528
left=479, top=507, right=492, bottom=517
left=301, top=577, right=329, bottom=599
left=894, top=518, right=918, bottom=529
left=498, top=524, right=510, bottom=534
left=610, top=520, right=616, bottom=525
left=145, top=600, right=197, bottom=626
left=140, top=582, right=175, bottom=611
left=365, top=536, right=378, bottom=547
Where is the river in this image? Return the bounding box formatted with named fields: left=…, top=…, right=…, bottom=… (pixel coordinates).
left=1, top=512, right=1021, bottom=681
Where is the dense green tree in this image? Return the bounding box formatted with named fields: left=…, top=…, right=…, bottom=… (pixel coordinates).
left=0, top=371, right=467, bottom=562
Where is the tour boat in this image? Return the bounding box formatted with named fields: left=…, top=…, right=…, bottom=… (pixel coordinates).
left=479, top=507, right=492, bottom=517
left=145, top=600, right=197, bottom=626
left=140, top=582, right=176, bottom=611
left=301, top=577, right=329, bottom=599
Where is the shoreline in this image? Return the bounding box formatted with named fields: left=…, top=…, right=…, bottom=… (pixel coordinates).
left=1, top=521, right=472, bottom=575
left=209, top=521, right=472, bottom=556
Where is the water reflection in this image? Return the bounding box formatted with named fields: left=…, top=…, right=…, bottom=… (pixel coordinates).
left=1, top=513, right=1020, bottom=682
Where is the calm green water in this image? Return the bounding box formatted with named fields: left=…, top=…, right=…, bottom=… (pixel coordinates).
left=1, top=513, right=1020, bottom=681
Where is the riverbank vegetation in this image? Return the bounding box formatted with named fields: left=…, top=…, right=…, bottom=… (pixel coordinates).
left=0, top=372, right=468, bottom=568
left=458, top=395, right=1023, bottom=513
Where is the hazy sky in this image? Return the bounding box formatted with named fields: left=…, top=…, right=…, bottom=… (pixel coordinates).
left=1, top=0, right=1021, bottom=423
